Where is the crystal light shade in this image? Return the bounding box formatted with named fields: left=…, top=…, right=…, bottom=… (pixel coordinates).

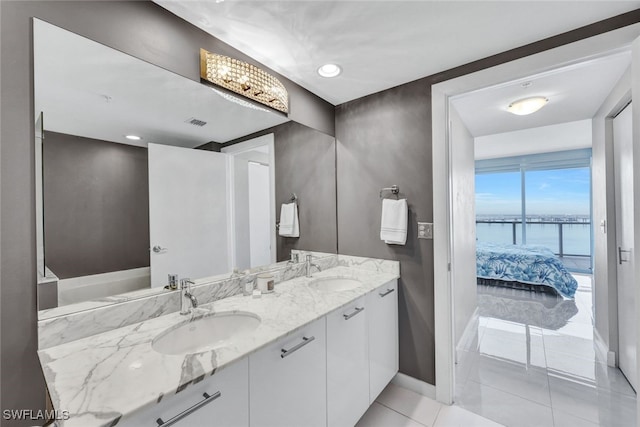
left=200, top=49, right=289, bottom=114
left=507, top=96, right=548, bottom=115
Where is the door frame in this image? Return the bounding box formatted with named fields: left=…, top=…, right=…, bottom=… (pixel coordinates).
left=222, top=134, right=277, bottom=266
left=432, top=23, right=640, bottom=405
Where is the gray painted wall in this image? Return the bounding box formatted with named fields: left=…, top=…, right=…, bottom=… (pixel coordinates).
left=273, top=122, right=338, bottom=260
left=0, top=1, right=333, bottom=423
left=336, top=79, right=436, bottom=382
left=43, top=132, right=149, bottom=279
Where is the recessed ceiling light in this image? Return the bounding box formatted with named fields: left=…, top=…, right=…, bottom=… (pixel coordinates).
left=125, top=135, right=142, bottom=141
left=317, top=63, right=341, bottom=78
left=507, top=96, right=548, bottom=116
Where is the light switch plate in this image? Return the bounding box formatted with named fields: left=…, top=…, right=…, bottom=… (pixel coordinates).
left=418, top=222, right=433, bottom=239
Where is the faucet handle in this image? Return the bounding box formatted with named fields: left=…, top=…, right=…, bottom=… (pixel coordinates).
left=165, top=274, right=179, bottom=290
left=180, top=278, right=194, bottom=290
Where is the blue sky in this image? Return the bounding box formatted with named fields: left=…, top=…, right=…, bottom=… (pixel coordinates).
left=476, top=167, right=590, bottom=216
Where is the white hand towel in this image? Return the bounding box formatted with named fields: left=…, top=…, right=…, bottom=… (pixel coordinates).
left=380, top=198, right=408, bottom=245
left=279, top=202, right=299, bottom=237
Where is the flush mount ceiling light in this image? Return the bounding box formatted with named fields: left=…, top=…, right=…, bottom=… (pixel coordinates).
left=317, top=63, right=341, bottom=78
left=125, top=135, right=142, bottom=141
left=507, top=96, right=548, bottom=116
left=200, top=49, right=289, bottom=114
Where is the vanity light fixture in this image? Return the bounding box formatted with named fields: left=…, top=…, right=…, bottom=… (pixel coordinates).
left=317, top=63, right=341, bottom=78
left=125, top=135, right=142, bottom=141
left=200, top=49, right=289, bottom=114
left=507, top=96, right=548, bottom=116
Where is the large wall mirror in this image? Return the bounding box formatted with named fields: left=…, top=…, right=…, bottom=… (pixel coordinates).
left=34, top=19, right=337, bottom=315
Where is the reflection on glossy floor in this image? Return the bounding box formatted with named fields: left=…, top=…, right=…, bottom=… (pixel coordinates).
left=456, top=275, right=637, bottom=427
left=357, top=383, right=503, bottom=427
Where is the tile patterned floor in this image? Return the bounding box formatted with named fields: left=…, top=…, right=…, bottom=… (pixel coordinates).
left=357, top=383, right=503, bottom=427
left=455, top=274, right=637, bottom=427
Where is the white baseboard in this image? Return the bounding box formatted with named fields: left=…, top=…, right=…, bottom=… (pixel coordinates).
left=593, top=327, right=616, bottom=367
left=391, top=372, right=436, bottom=399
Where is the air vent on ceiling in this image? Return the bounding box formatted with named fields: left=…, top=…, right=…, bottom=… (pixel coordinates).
left=185, top=117, right=207, bottom=127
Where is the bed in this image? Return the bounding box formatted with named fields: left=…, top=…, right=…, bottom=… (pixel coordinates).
left=476, top=242, right=578, bottom=299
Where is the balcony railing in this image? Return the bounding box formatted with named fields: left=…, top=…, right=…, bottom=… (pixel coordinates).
left=476, top=220, right=591, bottom=258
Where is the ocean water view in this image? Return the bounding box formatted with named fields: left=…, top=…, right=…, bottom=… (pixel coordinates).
left=475, top=221, right=591, bottom=256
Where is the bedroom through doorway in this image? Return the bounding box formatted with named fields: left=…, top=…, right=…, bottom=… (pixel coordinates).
left=447, top=48, right=637, bottom=427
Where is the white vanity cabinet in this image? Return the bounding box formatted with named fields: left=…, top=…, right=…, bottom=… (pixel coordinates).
left=326, top=296, right=369, bottom=427
left=367, top=279, right=399, bottom=402
left=249, top=317, right=327, bottom=427
left=119, top=358, right=249, bottom=427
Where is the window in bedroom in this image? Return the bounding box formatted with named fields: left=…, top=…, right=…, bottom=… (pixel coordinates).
left=475, top=149, right=592, bottom=273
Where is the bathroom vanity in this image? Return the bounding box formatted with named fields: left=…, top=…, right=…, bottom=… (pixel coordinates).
left=38, top=255, right=399, bottom=427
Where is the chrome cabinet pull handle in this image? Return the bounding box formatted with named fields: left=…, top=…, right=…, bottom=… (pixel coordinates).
left=379, top=288, right=395, bottom=297
left=156, top=391, right=221, bottom=426
left=343, top=307, right=364, bottom=320
left=281, top=336, right=315, bottom=358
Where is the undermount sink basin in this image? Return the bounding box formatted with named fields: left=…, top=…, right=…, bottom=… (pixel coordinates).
left=309, top=277, right=362, bottom=292
left=152, top=312, right=261, bottom=355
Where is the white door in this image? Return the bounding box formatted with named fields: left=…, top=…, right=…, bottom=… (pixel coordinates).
left=148, top=143, right=230, bottom=288
left=614, top=102, right=636, bottom=391
left=248, top=161, right=271, bottom=267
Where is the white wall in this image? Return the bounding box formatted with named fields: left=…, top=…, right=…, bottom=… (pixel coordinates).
left=592, top=67, right=631, bottom=362
left=475, top=119, right=592, bottom=160
left=450, top=106, right=478, bottom=348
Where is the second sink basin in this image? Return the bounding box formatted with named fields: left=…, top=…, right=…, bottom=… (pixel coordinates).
left=309, top=277, right=362, bottom=292
left=152, top=312, right=261, bottom=355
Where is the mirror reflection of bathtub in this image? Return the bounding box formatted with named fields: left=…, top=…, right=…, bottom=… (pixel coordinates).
left=34, top=19, right=337, bottom=314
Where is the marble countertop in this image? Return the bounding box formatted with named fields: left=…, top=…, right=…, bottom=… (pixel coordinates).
left=38, top=265, right=399, bottom=427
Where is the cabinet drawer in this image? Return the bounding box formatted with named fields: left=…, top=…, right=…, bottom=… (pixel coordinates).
left=120, top=358, right=248, bottom=427
left=249, top=317, right=326, bottom=427
left=368, top=280, right=399, bottom=403
left=327, top=297, right=369, bottom=427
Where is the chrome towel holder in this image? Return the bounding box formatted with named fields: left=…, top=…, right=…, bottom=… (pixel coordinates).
left=379, top=185, right=400, bottom=199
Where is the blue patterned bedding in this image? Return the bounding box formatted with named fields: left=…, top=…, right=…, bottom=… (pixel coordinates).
left=476, top=242, right=578, bottom=298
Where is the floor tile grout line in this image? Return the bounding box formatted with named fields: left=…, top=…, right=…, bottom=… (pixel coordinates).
left=373, top=400, right=431, bottom=427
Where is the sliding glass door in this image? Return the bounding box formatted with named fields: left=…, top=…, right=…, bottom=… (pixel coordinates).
left=475, top=149, right=592, bottom=273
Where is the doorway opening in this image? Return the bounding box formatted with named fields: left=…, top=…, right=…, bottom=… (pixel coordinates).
left=434, top=37, right=639, bottom=426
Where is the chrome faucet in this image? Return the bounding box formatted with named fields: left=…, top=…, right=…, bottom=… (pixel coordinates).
left=180, top=278, right=198, bottom=315
left=305, top=254, right=321, bottom=278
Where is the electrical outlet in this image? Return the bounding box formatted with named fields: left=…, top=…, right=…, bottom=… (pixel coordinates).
left=418, top=222, right=433, bottom=239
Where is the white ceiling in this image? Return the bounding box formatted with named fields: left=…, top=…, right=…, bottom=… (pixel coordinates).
left=451, top=50, right=631, bottom=137
left=34, top=19, right=288, bottom=148
left=154, top=1, right=640, bottom=105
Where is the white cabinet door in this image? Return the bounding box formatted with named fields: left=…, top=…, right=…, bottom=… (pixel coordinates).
left=249, top=318, right=327, bottom=427
left=120, top=358, right=249, bottom=427
left=326, top=296, right=369, bottom=427
left=368, top=280, right=399, bottom=403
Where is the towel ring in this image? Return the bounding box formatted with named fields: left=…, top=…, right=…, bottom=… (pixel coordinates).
left=379, top=185, right=400, bottom=199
